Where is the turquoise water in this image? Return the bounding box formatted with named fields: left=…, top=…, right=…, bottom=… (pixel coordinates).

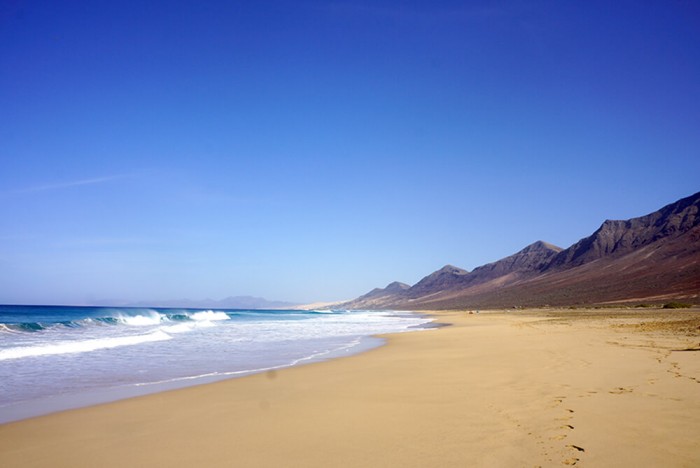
left=0, top=305, right=432, bottom=423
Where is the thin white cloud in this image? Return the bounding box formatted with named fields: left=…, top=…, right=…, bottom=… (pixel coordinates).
left=11, top=173, right=137, bottom=195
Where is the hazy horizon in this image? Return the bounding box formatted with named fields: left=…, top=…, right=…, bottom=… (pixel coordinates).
left=2, top=1, right=699, bottom=305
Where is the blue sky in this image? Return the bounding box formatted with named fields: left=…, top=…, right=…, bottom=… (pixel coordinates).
left=1, top=1, right=699, bottom=305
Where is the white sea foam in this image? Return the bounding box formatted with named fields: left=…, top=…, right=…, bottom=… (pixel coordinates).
left=161, top=320, right=216, bottom=333
left=0, top=330, right=172, bottom=361
left=194, top=320, right=216, bottom=328
left=190, top=310, right=229, bottom=321
left=161, top=323, right=195, bottom=333
left=131, top=336, right=366, bottom=388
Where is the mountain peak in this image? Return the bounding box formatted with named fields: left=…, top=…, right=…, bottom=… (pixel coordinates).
left=385, top=281, right=411, bottom=292
left=436, top=264, right=469, bottom=275
left=405, top=264, right=470, bottom=297
left=354, top=281, right=410, bottom=302
left=465, top=240, right=564, bottom=284
left=525, top=240, right=563, bottom=253
left=343, top=191, right=700, bottom=310
left=548, top=191, right=700, bottom=269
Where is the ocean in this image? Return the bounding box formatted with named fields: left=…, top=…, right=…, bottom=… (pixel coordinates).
left=0, top=305, right=432, bottom=423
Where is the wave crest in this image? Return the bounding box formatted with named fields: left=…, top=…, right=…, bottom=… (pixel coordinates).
left=116, top=312, right=165, bottom=326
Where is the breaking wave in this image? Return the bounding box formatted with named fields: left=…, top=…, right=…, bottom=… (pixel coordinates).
left=0, top=310, right=232, bottom=334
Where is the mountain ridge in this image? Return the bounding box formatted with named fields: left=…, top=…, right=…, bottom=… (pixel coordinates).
left=547, top=192, right=699, bottom=270
left=340, top=191, right=700, bottom=310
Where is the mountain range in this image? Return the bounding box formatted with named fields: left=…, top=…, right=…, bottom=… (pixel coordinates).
left=124, top=296, right=298, bottom=310
left=340, top=191, right=700, bottom=310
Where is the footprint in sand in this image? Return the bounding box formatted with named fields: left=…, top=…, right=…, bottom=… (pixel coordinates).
left=557, top=409, right=575, bottom=422
left=609, top=387, right=633, bottom=394
left=562, top=445, right=585, bottom=465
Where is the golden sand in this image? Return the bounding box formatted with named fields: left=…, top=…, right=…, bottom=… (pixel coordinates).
left=1, top=309, right=698, bottom=467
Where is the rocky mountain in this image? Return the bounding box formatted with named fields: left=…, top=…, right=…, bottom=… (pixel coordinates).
left=467, top=240, right=563, bottom=283
left=340, top=191, right=700, bottom=309
left=548, top=191, right=699, bottom=269
left=339, top=241, right=565, bottom=310
left=405, top=265, right=470, bottom=298
left=346, top=282, right=411, bottom=310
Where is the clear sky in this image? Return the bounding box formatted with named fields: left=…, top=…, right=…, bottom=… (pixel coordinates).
left=1, top=1, right=699, bottom=305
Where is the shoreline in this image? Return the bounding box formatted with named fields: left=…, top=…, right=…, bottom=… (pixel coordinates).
left=0, top=334, right=388, bottom=425
left=0, top=311, right=430, bottom=424
left=1, top=308, right=698, bottom=466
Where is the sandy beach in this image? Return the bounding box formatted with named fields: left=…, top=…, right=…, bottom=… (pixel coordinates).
left=1, top=308, right=698, bottom=467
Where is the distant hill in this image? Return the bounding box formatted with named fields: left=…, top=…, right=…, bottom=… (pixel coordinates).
left=340, top=191, right=700, bottom=309
left=405, top=266, right=469, bottom=299
left=348, top=282, right=411, bottom=309
left=127, top=296, right=298, bottom=310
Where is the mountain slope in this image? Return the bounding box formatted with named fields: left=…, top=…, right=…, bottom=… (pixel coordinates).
left=547, top=191, right=699, bottom=270
left=342, top=191, right=700, bottom=309
left=411, top=227, right=700, bottom=309
left=345, top=282, right=411, bottom=309
left=405, top=265, right=470, bottom=298
left=467, top=240, right=563, bottom=283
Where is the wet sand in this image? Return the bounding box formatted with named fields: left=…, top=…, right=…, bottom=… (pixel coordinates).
left=1, top=308, right=698, bottom=467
